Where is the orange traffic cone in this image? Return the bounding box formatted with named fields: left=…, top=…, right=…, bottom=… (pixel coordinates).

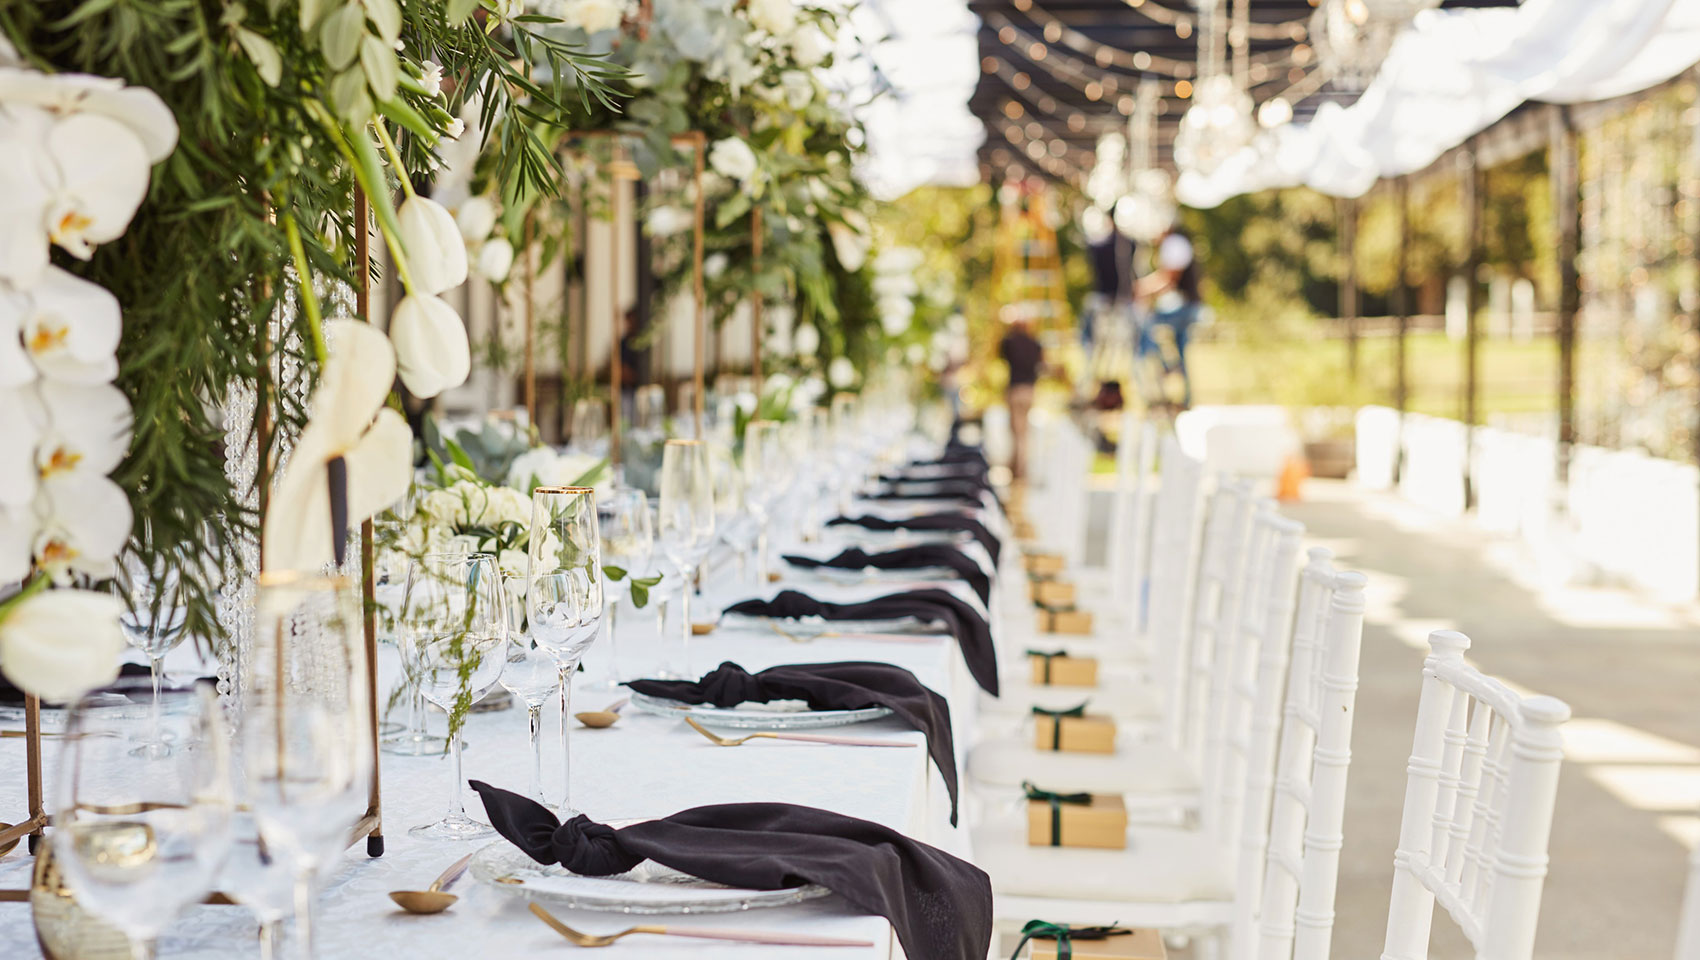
left=1276, top=455, right=1309, bottom=503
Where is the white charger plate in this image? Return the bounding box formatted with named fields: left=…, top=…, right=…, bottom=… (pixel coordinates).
left=627, top=692, right=893, bottom=730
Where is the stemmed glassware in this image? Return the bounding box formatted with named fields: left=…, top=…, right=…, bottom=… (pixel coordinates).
left=654, top=439, right=716, bottom=678
left=570, top=397, right=610, bottom=456
left=112, top=546, right=189, bottom=757
left=743, top=420, right=784, bottom=584
left=220, top=810, right=298, bottom=960
left=595, top=487, right=653, bottom=687
left=241, top=573, right=373, bottom=959
left=498, top=637, right=565, bottom=807
left=398, top=553, right=510, bottom=840
left=634, top=383, right=667, bottom=441
left=711, top=443, right=758, bottom=587
left=527, top=486, right=603, bottom=814
left=54, top=678, right=234, bottom=960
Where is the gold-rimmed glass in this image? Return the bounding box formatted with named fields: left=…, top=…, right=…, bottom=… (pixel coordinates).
left=528, top=485, right=603, bottom=813
left=656, top=439, right=715, bottom=678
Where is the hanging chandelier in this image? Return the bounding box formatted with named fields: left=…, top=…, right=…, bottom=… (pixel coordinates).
left=1173, top=73, right=1257, bottom=176
left=1310, top=0, right=1441, bottom=92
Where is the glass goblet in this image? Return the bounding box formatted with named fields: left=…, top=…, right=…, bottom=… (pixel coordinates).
left=529, top=485, right=603, bottom=814
left=112, top=549, right=189, bottom=758
left=499, top=638, right=563, bottom=807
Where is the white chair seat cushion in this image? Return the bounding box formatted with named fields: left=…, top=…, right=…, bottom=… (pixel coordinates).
left=969, top=735, right=1198, bottom=795
left=972, top=822, right=1233, bottom=902
left=979, top=672, right=1163, bottom=720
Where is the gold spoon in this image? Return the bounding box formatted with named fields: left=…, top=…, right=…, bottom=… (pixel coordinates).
left=388, top=850, right=475, bottom=914
left=0, top=823, right=18, bottom=859
left=575, top=696, right=629, bottom=729
left=529, top=902, right=872, bottom=947
left=684, top=716, right=912, bottom=749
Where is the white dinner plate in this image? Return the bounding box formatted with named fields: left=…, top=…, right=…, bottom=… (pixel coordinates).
left=627, top=692, right=893, bottom=730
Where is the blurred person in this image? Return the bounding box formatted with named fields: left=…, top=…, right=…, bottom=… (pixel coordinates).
left=1136, top=225, right=1202, bottom=409
left=999, top=313, right=1044, bottom=481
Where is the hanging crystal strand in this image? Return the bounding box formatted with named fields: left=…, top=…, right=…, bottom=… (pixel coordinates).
left=217, top=373, right=258, bottom=728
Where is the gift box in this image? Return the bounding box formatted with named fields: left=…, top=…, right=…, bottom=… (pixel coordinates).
left=1024, top=789, right=1127, bottom=849
left=1026, top=926, right=1167, bottom=960
left=1031, top=579, right=1076, bottom=608
left=1015, top=519, right=1038, bottom=541
left=1024, top=552, right=1065, bottom=576
left=1032, top=710, right=1116, bottom=753
left=1036, top=607, right=1094, bottom=635
left=1027, top=651, right=1098, bottom=687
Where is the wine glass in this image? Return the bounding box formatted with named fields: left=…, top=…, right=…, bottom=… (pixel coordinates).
left=571, top=397, right=610, bottom=456
left=112, top=547, right=189, bottom=758
left=498, top=637, right=564, bottom=808
left=743, top=420, right=785, bottom=584
left=655, top=439, right=716, bottom=678
left=220, top=811, right=297, bottom=960
left=595, top=486, right=653, bottom=687
left=398, top=553, right=510, bottom=840
left=634, top=383, right=667, bottom=440
left=528, top=486, right=603, bottom=814
left=241, top=573, right=374, bottom=959
left=55, top=678, right=234, bottom=960
left=711, top=443, right=758, bottom=586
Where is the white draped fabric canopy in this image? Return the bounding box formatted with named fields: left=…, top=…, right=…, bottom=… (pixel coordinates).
left=1176, top=0, right=1700, bottom=208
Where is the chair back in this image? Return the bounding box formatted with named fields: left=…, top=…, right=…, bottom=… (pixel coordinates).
left=1107, top=413, right=1159, bottom=631
left=1180, top=477, right=1255, bottom=765
left=1380, top=632, right=1570, bottom=960
left=1149, top=434, right=1206, bottom=750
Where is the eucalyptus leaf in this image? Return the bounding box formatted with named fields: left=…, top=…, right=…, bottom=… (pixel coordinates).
left=321, top=3, right=365, bottom=70
left=359, top=34, right=399, bottom=103
left=233, top=28, right=281, bottom=86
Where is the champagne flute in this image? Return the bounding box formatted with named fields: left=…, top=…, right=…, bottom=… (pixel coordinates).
left=498, top=637, right=564, bottom=807
left=528, top=486, right=603, bottom=814
left=242, top=573, right=373, bottom=960
left=56, top=678, right=234, bottom=960
left=743, top=420, right=784, bottom=584
left=112, top=547, right=189, bottom=758
left=571, top=397, right=610, bottom=456
left=595, top=487, right=653, bottom=688
left=398, top=553, right=510, bottom=840
left=655, top=439, right=715, bottom=677
left=711, top=443, right=757, bottom=586
left=634, top=383, right=667, bottom=439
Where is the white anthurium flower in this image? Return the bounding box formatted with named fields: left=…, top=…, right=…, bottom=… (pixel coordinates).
left=33, top=472, right=132, bottom=581
left=0, top=388, right=40, bottom=509
left=456, top=195, right=498, bottom=244
left=398, top=196, right=468, bottom=294
left=33, top=381, right=131, bottom=483
left=793, top=322, right=820, bottom=356
left=263, top=321, right=414, bottom=572
left=746, top=0, right=796, bottom=37
left=476, top=238, right=515, bottom=283
left=826, top=220, right=868, bottom=272
left=790, top=23, right=829, bottom=67
left=708, top=136, right=758, bottom=184
left=827, top=356, right=857, bottom=389
left=7, top=266, right=122, bottom=384
left=779, top=71, right=813, bottom=111
left=0, top=588, right=126, bottom=703
left=390, top=294, right=471, bottom=399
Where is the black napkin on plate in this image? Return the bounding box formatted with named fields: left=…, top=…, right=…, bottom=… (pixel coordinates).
left=829, top=513, right=1001, bottom=567
left=783, top=545, right=991, bottom=606
left=725, top=588, right=998, bottom=696
left=470, top=783, right=993, bottom=960
left=0, top=662, right=156, bottom=706
left=626, top=660, right=961, bottom=824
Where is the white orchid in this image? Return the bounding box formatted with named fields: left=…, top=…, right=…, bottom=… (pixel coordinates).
left=708, top=136, right=758, bottom=184
left=0, top=389, right=40, bottom=509
left=562, top=0, right=629, bottom=33
left=746, top=0, right=797, bottom=37
left=827, top=356, right=857, bottom=389
left=0, top=67, right=177, bottom=163
left=30, top=472, right=132, bottom=582
left=0, top=265, right=122, bottom=384
left=456, top=195, right=498, bottom=244
left=476, top=238, right=515, bottom=283
left=398, top=195, right=468, bottom=294
left=32, top=381, right=131, bottom=484
left=264, top=321, right=414, bottom=572
left=390, top=294, right=471, bottom=399
left=0, top=503, right=33, bottom=583
left=0, top=589, right=126, bottom=703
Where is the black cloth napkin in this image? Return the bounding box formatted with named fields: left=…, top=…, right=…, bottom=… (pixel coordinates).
left=725, top=588, right=998, bottom=696
left=626, top=660, right=961, bottom=824
left=470, top=783, right=993, bottom=960
left=866, top=479, right=991, bottom=507
left=784, top=545, right=992, bottom=606
left=828, top=513, right=1001, bottom=567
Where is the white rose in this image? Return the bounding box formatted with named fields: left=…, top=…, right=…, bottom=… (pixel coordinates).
left=390, top=294, right=470, bottom=398
left=476, top=237, right=514, bottom=283
left=708, top=136, right=758, bottom=184
left=644, top=205, right=691, bottom=238
left=827, top=356, right=856, bottom=389
left=562, top=0, right=627, bottom=34
left=506, top=446, right=559, bottom=490
left=746, top=0, right=796, bottom=37
left=397, top=195, right=468, bottom=294
left=0, top=589, right=126, bottom=702
left=497, top=548, right=529, bottom=580
left=778, top=71, right=813, bottom=112
left=456, top=195, right=498, bottom=243
left=790, top=23, right=829, bottom=67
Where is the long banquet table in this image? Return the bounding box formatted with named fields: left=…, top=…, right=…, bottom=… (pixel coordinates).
left=0, top=496, right=1004, bottom=960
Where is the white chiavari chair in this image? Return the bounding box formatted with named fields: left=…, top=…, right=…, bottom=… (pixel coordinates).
left=1380, top=631, right=1571, bottom=960
left=973, top=558, right=1366, bottom=957
left=1677, top=838, right=1700, bottom=960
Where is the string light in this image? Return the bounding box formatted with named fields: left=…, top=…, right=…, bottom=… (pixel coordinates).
left=1115, top=0, right=1309, bottom=42
left=985, top=11, right=1296, bottom=85
left=1175, top=79, right=1193, bottom=99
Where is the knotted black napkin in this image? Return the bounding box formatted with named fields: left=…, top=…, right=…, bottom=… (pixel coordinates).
left=626, top=660, right=961, bottom=824
left=784, top=545, right=992, bottom=605
left=725, top=588, right=999, bottom=696
left=469, top=783, right=993, bottom=960
left=866, top=480, right=989, bottom=507
left=828, top=513, right=1001, bottom=566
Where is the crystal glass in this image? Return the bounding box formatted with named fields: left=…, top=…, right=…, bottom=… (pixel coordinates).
left=634, top=383, right=667, bottom=439
left=655, top=439, right=716, bottom=678
left=528, top=486, right=603, bottom=814
left=112, top=547, right=189, bottom=758
left=398, top=553, right=510, bottom=840
left=220, top=811, right=297, bottom=960
left=55, top=678, right=234, bottom=960
left=570, top=397, right=610, bottom=456
left=711, top=443, right=758, bottom=586
left=498, top=637, right=564, bottom=807
left=743, top=420, right=785, bottom=584
left=241, top=572, right=373, bottom=960
left=595, top=486, right=653, bottom=687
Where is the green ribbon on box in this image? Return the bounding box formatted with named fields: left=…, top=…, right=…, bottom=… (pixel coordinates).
left=1022, top=781, right=1090, bottom=847
left=1009, top=919, right=1136, bottom=960
left=1031, top=702, right=1088, bottom=750
left=1024, top=648, right=1071, bottom=684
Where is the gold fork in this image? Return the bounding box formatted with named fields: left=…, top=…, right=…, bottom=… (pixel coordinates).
left=684, top=716, right=913, bottom=749
left=529, top=902, right=872, bottom=947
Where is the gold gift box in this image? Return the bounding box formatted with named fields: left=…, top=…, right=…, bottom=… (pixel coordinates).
left=1032, top=713, right=1116, bottom=753
left=1025, top=793, right=1127, bottom=849
left=1028, top=652, right=1098, bottom=687
left=1024, top=552, right=1065, bottom=576
left=1037, top=607, right=1094, bottom=635
left=1028, top=928, right=1168, bottom=960
left=1032, top=579, right=1077, bottom=608
left=1015, top=519, right=1038, bottom=541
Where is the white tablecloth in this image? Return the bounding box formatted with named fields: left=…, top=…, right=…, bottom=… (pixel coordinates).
left=0, top=507, right=995, bottom=960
